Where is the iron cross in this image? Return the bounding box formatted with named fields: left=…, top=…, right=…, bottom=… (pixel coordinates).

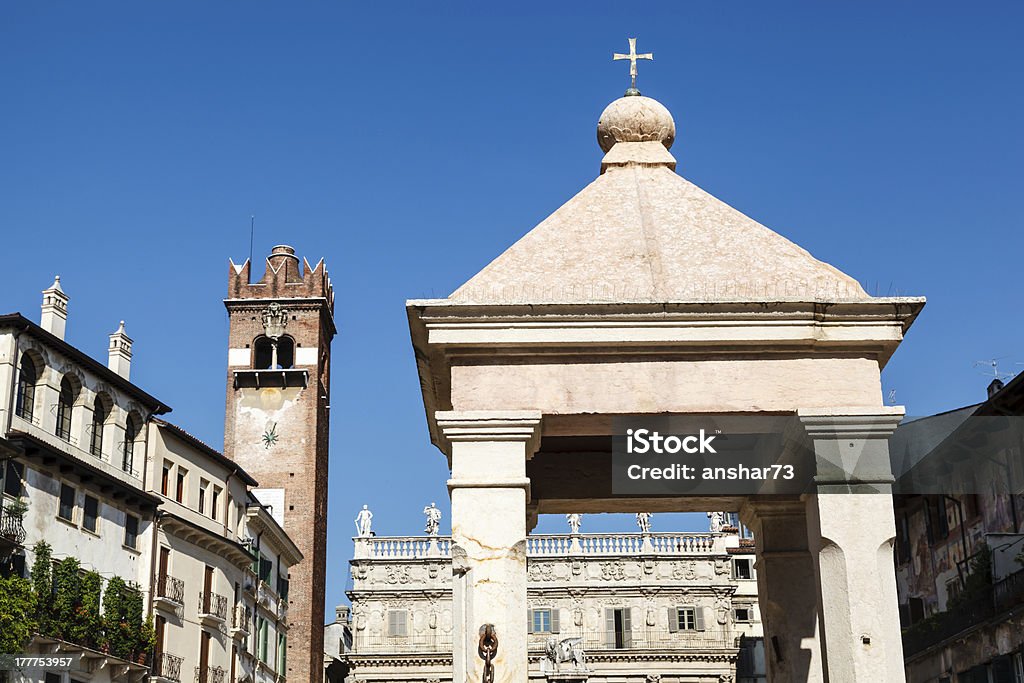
left=613, top=38, right=653, bottom=91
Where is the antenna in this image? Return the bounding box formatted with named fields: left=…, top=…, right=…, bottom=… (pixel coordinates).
left=248, top=215, right=255, bottom=265
left=973, top=358, right=1014, bottom=380
left=887, top=389, right=897, bottom=405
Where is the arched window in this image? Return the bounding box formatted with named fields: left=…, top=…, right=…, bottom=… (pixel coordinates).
left=123, top=415, right=139, bottom=475
left=56, top=376, right=77, bottom=441
left=252, top=336, right=294, bottom=370
left=90, top=394, right=110, bottom=458
left=277, top=336, right=294, bottom=369
left=253, top=337, right=274, bottom=369
left=15, top=355, right=38, bottom=421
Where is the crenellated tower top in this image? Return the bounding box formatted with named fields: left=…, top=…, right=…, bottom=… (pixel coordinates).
left=228, top=244, right=335, bottom=312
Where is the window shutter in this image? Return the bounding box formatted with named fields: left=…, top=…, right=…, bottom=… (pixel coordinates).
left=551, top=608, right=560, bottom=633
left=623, top=608, right=633, bottom=648
left=667, top=607, right=678, bottom=633
left=527, top=609, right=533, bottom=634
left=694, top=606, right=706, bottom=631
left=604, top=609, right=616, bottom=648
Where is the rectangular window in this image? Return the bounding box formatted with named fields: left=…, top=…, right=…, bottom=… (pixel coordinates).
left=387, top=610, right=408, bottom=637
left=198, top=479, right=208, bottom=514
left=670, top=606, right=705, bottom=632
left=82, top=495, right=99, bottom=533
left=58, top=483, right=76, bottom=522
left=277, top=574, right=289, bottom=600
left=4, top=460, right=24, bottom=498
left=604, top=607, right=633, bottom=649
left=45, top=673, right=61, bottom=683
left=257, top=617, right=269, bottom=662
left=733, top=558, right=753, bottom=580
left=734, top=606, right=754, bottom=623
left=124, top=514, right=139, bottom=549
left=176, top=468, right=187, bottom=503
left=161, top=462, right=171, bottom=496
left=258, top=555, right=273, bottom=584
left=277, top=633, right=287, bottom=675
left=211, top=486, right=221, bottom=521
left=530, top=609, right=552, bottom=633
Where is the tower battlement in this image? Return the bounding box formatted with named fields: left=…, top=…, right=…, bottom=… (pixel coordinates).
left=228, top=244, right=334, bottom=310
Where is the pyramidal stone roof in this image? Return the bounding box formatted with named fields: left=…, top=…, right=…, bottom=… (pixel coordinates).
left=450, top=94, right=869, bottom=305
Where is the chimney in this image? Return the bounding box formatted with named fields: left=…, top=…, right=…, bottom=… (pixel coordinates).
left=987, top=378, right=1005, bottom=399
left=40, top=275, right=69, bottom=339
left=108, top=321, right=133, bottom=379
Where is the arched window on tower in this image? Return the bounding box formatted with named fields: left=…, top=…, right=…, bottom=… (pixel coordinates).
left=276, top=336, right=294, bottom=369
left=123, top=414, right=139, bottom=475
left=15, top=355, right=38, bottom=422
left=252, top=336, right=294, bottom=370
left=56, top=376, right=77, bottom=441
left=253, top=337, right=274, bottom=369
left=90, top=394, right=111, bottom=458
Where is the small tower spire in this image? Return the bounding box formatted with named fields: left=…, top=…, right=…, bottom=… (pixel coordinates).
left=108, top=320, right=133, bottom=379
left=40, top=275, right=70, bottom=339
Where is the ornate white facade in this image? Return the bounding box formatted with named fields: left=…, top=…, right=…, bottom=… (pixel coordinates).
left=342, top=525, right=764, bottom=683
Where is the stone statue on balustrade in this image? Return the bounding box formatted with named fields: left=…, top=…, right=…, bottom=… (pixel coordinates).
left=423, top=502, right=442, bottom=536
left=355, top=505, right=373, bottom=537
left=708, top=511, right=725, bottom=533
left=636, top=512, right=652, bottom=533
left=566, top=513, right=582, bottom=535
left=541, top=636, right=586, bottom=675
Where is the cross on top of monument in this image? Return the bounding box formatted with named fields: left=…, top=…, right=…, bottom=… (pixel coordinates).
left=613, top=37, right=653, bottom=96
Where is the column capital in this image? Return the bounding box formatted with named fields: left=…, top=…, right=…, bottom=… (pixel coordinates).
left=797, top=406, right=905, bottom=440
left=435, top=410, right=542, bottom=456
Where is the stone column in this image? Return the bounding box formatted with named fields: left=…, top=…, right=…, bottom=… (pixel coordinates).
left=799, top=408, right=906, bottom=683
left=437, top=411, right=542, bottom=683
left=741, top=499, right=825, bottom=683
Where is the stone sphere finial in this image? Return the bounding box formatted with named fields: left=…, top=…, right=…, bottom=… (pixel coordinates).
left=597, top=95, right=675, bottom=153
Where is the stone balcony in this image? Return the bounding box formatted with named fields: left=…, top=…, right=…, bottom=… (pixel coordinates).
left=231, top=604, right=251, bottom=639
left=354, top=532, right=725, bottom=560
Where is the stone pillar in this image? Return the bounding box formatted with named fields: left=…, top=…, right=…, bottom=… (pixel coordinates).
left=799, top=408, right=906, bottom=683
left=741, top=499, right=825, bottom=683
left=437, top=411, right=542, bottom=683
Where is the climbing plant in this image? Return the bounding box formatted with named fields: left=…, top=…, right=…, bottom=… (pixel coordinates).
left=102, top=577, right=145, bottom=661
left=69, top=570, right=103, bottom=649
left=0, top=574, right=36, bottom=654
left=30, top=541, right=53, bottom=636
left=51, top=556, right=83, bottom=642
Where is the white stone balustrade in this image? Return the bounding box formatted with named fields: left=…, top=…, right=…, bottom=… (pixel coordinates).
left=354, top=532, right=723, bottom=559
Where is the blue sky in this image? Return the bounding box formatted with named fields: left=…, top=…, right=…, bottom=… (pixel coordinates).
left=2, top=2, right=1021, bottom=616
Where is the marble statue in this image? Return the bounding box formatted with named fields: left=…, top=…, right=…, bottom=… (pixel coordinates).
left=423, top=502, right=442, bottom=536
left=566, top=513, right=582, bottom=534
left=355, top=505, right=373, bottom=537
left=541, top=636, right=586, bottom=674
left=636, top=512, right=652, bottom=533
left=708, top=511, right=725, bottom=533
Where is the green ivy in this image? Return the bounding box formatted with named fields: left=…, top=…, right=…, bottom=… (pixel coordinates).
left=69, top=570, right=103, bottom=649
left=102, top=577, right=145, bottom=661
left=30, top=542, right=53, bottom=636
left=0, top=574, right=36, bottom=654
left=52, top=557, right=83, bottom=642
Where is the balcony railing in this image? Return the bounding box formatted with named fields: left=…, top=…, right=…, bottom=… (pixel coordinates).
left=156, top=574, right=185, bottom=605
left=195, top=666, right=225, bottom=683
left=354, top=532, right=723, bottom=560
left=232, top=604, right=251, bottom=631
left=154, top=653, right=184, bottom=683
left=199, top=592, right=229, bottom=622
left=902, top=593, right=995, bottom=657
left=994, top=569, right=1024, bottom=612
left=351, top=634, right=454, bottom=653
left=0, top=504, right=27, bottom=546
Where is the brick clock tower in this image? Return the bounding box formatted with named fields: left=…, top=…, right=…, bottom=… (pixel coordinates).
left=223, top=245, right=334, bottom=683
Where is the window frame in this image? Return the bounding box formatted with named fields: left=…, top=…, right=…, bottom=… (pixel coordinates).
left=82, top=494, right=100, bottom=534
left=57, top=482, right=77, bottom=523
left=16, top=355, right=38, bottom=422
left=56, top=376, right=76, bottom=442
left=387, top=609, right=408, bottom=638
left=124, top=513, right=140, bottom=550
left=733, top=557, right=753, bottom=580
